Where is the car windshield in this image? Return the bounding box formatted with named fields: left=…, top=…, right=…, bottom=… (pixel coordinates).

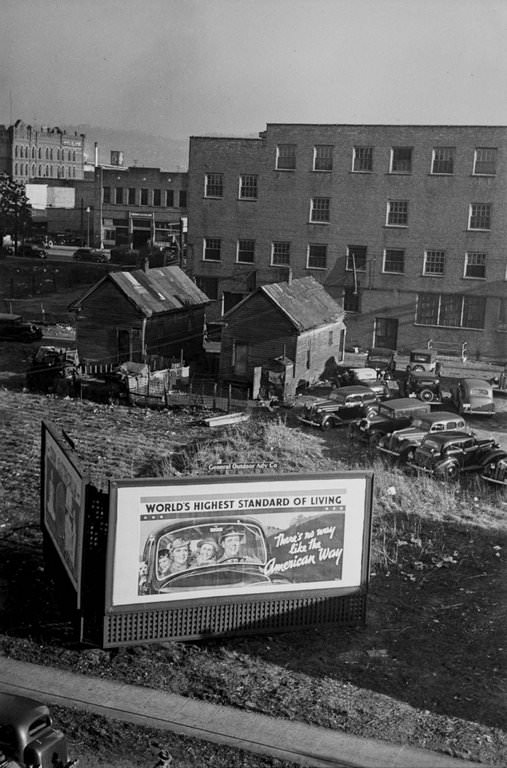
left=469, top=387, right=491, bottom=397
left=354, top=369, right=377, bottom=381
left=411, top=418, right=431, bottom=429
left=411, top=353, right=431, bottom=363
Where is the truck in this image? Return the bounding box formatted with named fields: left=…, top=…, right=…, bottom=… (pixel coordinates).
left=0, top=313, right=43, bottom=343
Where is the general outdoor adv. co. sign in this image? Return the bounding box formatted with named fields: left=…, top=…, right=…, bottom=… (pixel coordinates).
left=106, top=472, right=372, bottom=612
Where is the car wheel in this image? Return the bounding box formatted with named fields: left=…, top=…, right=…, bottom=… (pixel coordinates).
left=400, top=445, right=416, bottom=464
left=419, top=388, right=434, bottom=402
left=438, top=461, right=460, bottom=481
left=321, top=419, right=333, bottom=430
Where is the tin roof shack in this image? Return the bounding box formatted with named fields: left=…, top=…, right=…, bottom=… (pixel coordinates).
left=69, top=265, right=210, bottom=366
left=219, top=276, right=346, bottom=400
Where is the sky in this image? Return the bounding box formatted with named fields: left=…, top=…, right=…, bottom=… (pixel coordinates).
left=2, top=0, right=507, bottom=141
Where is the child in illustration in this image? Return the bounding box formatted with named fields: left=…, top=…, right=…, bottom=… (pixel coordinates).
left=194, top=537, right=221, bottom=566
left=167, top=537, right=191, bottom=574
left=138, top=560, right=149, bottom=594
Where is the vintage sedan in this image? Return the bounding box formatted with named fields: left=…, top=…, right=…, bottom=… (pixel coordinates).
left=73, top=247, right=110, bottom=263
left=376, top=411, right=469, bottom=463
left=408, top=347, right=438, bottom=372
left=0, top=692, right=70, bottom=767
left=365, top=347, right=397, bottom=374
left=481, top=455, right=507, bottom=487
left=299, top=385, right=379, bottom=430
left=351, top=397, right=432, bottom=446
left=452, top=377, right=495, bottom=417
left=334, top=366, right=399, bottom=400
left=410, top=431, right=504, bottom=481
left=405, top=370, right=449, bottom=403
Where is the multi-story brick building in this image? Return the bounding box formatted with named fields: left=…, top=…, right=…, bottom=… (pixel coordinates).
left=0, top=120, right=86, bottom=182
left=187, top=124, right=507, bottom=361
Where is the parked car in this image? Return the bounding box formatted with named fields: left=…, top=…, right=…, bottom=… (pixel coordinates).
left=376, top=411, right=470, bottom=464
left=0, top=691, right=71, bottom=767
left=0, top=313, right=43, bottom=343
left=16, top=244, right=47, bottom=259
left=333, top=366, right=399, bottom=400
left=451, top=377, right=495, bottom=417
left=481, top=454, right=507, bottom=488
left=405, top=370, right=449, bottom=402
left=365, top=347, right=396, bottom=374
left=73, top=247, right=110, bottom=263
left=350, top=397, right=432, bottom=446
left=407, top=348, right=439, bottom=372
left=299, top=385, right=379, bottom=430
left=410, top=431, right=505, bottom=481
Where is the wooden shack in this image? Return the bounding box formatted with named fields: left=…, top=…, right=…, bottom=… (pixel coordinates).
left=69, top=265, right=210, bottom=366
left=219, top=276, right=346, bottom=399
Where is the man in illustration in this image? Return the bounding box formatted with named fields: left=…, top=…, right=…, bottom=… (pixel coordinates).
left=194, top=537, right=221, bottom=566
left=168, top=537, right=191, bottom=573
left=217, top=526, right=261, bottom=564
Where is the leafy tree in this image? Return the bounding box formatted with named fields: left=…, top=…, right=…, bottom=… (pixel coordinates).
left=0, top=173, right=32, bottom=252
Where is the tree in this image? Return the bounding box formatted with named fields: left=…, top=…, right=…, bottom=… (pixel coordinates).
left=0, top=173, right=32, bottom=253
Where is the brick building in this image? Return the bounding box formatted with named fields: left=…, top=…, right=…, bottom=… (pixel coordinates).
left=0, top=120, right=85, bottom=182
left=187, top=124, right=507, bottom=361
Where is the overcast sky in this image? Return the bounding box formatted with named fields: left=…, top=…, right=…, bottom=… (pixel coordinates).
left=2, top=0, right=506, bottom=140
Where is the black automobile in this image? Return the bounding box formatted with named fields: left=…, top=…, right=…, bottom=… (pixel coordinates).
left=481, top=455, right=507, bottom=488
left=16, top=244, right=47, bottom=259
left=0, top=313, right=43, bottom=343
left=365, top=347, right=396, bottom=374
left=73, top=247, right=110, bottom=263
left=0, top=692, right=70, bottom=767
left=333, top=366, right=400, bottom=400
left=410, top=431, right=505, bottom=481
left=351, top=397, right=432, bottom=446
left=405, top=370, right=447, bottom=402
left=299, top=385, right=379, bottom=430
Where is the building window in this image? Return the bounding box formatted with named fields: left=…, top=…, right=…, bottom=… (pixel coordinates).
left=391, top=147, right=413, bottom=173
left=352, top=146, right=373, bottom=172
left=128, top=188, right=136, bottom=205
left=423, top=250, right=445, bottom=276
left=343, top=286, right=360, bottom=312
left=271, top=241, right=290, bottom=266
left=153, top=189, right=161, bottom=206
left=239, top=174, right=258, bottom=199
left=196, top=275, right=219, bottom=300
left=276, top=144, right=296, bottom=170
left=431, top=147, right=454, bottom=174
left=464, top=252, right=486, bottom=279
left=469, top=203, right=491, bottom=230
left=328, top=330, right=333, bottom=346
left=103, top=186, right=111, bottom=204
left=205, top=173, right=223, bottom=197
left=313, top=145, right=333, bottom=171
left=179, top=190, right=187, bottom=207
left=165, top=189, right=174, bottom=207
left=38, top=148, right=42, bottom=159
left=204, top=238, right=221, bottom=261
left=383, top=249, right=404, bottom=274
left=473, top=147, right=497, bottom=175
left=346, top=245, right=367, bottom=272
left=307, top=244, right=327, bottom=269
left=310, top=197, right=330, bottom=223
left=140, top=188, right=149, bottom=205
left=237, top=239, right=255, bottom=263
left=387, top=200, right=408, bottom=226
left=416, top=293, right=486, bottom=329
left=115, top=187, right=124, bottom=205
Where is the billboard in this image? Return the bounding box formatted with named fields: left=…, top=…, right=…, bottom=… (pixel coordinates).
left=106, top=472, right=372, bottom=611
left=41, top=422, right=85, bottom=604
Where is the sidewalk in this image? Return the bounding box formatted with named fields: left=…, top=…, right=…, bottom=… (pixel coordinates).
left=0, top=657, right=489, bottom=768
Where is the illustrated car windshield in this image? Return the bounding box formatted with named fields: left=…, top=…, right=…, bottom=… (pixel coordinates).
left=155, top=521, right=268, bottom=581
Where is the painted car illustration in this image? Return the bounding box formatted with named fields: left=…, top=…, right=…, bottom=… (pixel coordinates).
left=140, top=516, right=290, bottom=593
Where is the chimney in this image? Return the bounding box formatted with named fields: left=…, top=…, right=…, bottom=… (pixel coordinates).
left=287, top=268, right=293, bottom=285
left=142, top=255, right=150, bottom=273
left=94, top=142, right=99, bottom=167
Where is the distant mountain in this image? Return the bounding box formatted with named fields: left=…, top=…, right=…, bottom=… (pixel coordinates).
left=64, top=124, right=189, bottom=171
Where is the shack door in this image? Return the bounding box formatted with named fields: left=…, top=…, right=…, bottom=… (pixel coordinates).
left=374, top=318, right=398, bottom=350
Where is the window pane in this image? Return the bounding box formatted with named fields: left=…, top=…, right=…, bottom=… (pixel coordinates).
left=204, top=238, right=221, bottom=261
left=140, top=188, right=148, bottom=205
left=239, top=174, right=258, bottom=199
left=272, top=241, right=290, bottom=266
left=465, top=252, right=486, bottom=278
left=128, top=188, right=136, bottom=204
left=165, top=189, right=174, bottom=207
left=383, top=249, right=404, bottom=273
left=344, top=286, right=360, bottom=312
left=432, top=147, right=454, bottom=174
left=314, top=145, right=333, bottom=171
left=311, top=197, right=330, bottom=222
left=424, top=250, right=445, bottom=275
left=276, top=144, right=296, bottom=170
left=346, top=246, right=367, bottom=271
left=153, top=189, right=161, bottom=206
left=205, top=174, right=223, bottom=197
left=391, top=147, right=412, bottom=172
left=387, top=201, right=408, bottom=225
left=462, top=296, right=486, bottom=328
left=416, top=293, right=439, bottom=324
left=308, top=244, right=327, bottom=269
left=474, top=148, right=497, bottom=175
left=353, top=146, right=373, bottom=171
left=237, top=239, right=255, bottom=263
left=469, top=203, right=491, bottom=229
left=439, top=294, right=462, bottom=326
left=115, top=187, right=123, bottom=204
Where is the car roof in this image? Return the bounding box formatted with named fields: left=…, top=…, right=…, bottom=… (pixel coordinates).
left=417, top=411, right=465, bottom=423
left=379, top=397, right=430, bottom=410
left=458, top=377, right=491, bottom=387
left=410, top=370, right=438, bottom=379
left=422, top=430, right=475, bottom=444
left=335, top=385, right=377, bottom=395
left=368, top=347, right=395, bottom=355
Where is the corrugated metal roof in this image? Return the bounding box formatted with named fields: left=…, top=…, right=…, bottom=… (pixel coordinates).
left=259, top=276, right=344, bottom=331
left=74, top=266, right=210, bottom=317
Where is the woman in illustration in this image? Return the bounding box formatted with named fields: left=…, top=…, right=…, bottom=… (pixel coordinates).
left=194, top=537, right=221, bottom=567
left=167, top=537, right=191, bottom=574
left=138, top=560, right=149, bottom=594
left=157, top=548, right=172, bottom=578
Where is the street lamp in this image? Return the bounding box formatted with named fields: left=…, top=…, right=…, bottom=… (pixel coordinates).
left=86, top=206, right=91, bottom=247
